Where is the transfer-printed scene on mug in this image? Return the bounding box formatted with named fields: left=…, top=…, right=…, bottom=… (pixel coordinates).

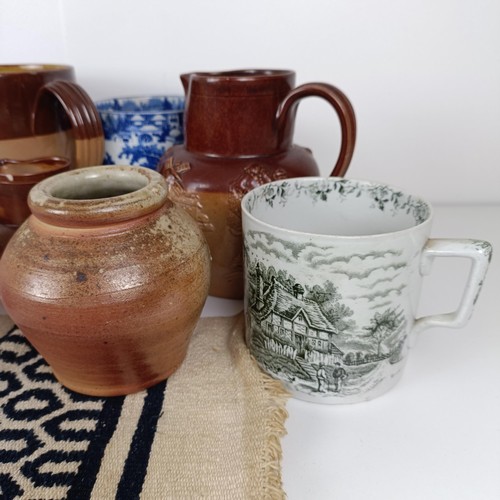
left=246, top=241, right=415, bottom=400
left=243, top=180, right=431, bottom=401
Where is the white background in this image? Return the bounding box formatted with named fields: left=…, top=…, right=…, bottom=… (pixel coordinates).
left=2, top=2, right=500, bottom=499
left=1, top=0, right=499, bottom=204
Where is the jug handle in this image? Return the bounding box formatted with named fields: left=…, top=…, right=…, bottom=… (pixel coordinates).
left=275, top=83, right=356, bottom=177
left=31, top=81, right=105, bottom=168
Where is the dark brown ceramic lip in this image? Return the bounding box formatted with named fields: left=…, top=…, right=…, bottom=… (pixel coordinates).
left=183, top=69, right=296, bottom=100
left=186, top=69, right=294, bottom=84
left=0, top=64, right=72, bottom=74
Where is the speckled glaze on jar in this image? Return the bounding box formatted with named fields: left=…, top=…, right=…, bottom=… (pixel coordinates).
left=0, top=165, right=211, bottom=396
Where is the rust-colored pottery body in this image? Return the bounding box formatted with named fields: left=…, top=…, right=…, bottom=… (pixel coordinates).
left=161, top=69, right=356, bottom=299
left=0, top=165, right=211, bottom=396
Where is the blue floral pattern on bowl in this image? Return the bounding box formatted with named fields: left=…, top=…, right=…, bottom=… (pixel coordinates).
left=96, top=96, right=185, bottom=170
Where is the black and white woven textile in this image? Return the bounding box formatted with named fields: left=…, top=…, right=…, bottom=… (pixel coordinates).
left=0, top=323, right=166, bottom=499
left=0, top=314, right=289, bottom=500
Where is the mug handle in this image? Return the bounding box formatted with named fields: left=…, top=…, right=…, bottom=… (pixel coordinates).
left=31, top=80, right=104, bottom=168
left=275, top=82, right=356, bottom=177
left=413, top=238, right=492, bottom=334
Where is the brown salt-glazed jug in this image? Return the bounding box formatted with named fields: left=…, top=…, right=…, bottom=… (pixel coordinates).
left=160, top=69, right=356, bottom=299
left=0, top=165, right=211, bottom=396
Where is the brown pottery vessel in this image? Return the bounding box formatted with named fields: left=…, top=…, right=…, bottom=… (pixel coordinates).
left=0, top=156, right=70, bottom=227
left=0, top=64, right=104, bottom=168
left=161, top=69, right=356, bottom=299
left=0, top=156, right=70, bottom=255
left=0, top=165, right=211, bottom=396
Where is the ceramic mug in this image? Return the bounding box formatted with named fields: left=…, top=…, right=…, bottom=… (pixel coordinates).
left=0, top=64, right=104, bottom=168
left=96, top=96, right=185, bottom=170
left=241, top=177, right=492, bottom=404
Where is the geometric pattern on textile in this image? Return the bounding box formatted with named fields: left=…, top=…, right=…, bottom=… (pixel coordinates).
left=0, top=314, right=290, bottom=500
left=0, top=326, right=166, bottom=500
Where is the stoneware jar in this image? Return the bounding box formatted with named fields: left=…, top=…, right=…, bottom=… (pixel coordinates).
left=0, top=165, right=211, bottom=396
left=161, top=69, right=356, bottom=300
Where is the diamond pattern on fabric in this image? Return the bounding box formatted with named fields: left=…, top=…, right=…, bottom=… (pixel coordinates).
left=0, top=325, right=161, bottom=500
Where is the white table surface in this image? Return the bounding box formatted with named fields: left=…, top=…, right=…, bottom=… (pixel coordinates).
left=202, top=205, right=500, bottom=500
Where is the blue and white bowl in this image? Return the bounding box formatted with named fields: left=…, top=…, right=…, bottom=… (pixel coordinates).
left=96, top=96, right=185, bottom=170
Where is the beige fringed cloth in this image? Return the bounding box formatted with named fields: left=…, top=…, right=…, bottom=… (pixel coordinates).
left=0, top=314, right=289, bottom=499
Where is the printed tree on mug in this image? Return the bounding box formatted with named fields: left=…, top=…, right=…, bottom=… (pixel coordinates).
left=364, top=307, right=405, bottom=356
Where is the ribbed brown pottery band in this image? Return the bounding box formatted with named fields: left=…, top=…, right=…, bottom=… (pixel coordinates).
left=0, top=64, right=104, bottom=167
left=0, top=64, right=74, bottom=139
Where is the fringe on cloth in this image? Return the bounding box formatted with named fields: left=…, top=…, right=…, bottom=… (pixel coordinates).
left=0, top=313, right=290, bottom=499
left=228, top=313, right=290, bottom=499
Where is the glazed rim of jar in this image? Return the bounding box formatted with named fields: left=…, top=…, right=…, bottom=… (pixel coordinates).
left=28, top=165, right=169, bottom=227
